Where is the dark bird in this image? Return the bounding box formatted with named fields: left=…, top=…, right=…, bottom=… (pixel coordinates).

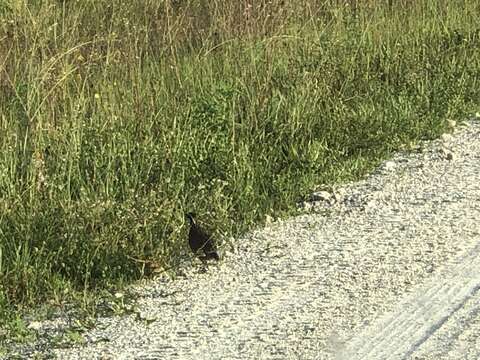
left=185, top=212, right=220, bottom=261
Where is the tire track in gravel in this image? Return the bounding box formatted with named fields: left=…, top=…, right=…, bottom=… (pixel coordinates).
left=343, top=241, right=480, bottom=359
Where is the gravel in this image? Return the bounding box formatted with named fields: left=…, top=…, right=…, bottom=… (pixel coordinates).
left=5, top=117, right=480, bottom=360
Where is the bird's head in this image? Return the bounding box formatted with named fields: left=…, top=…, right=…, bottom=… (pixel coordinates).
left=185, top=212, right=196, bottom=225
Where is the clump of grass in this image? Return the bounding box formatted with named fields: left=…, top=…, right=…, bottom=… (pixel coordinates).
left=0, top=0, right=479, bottom=323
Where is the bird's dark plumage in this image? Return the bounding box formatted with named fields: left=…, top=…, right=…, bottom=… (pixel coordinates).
left=186, top=212, right=220, bottom=261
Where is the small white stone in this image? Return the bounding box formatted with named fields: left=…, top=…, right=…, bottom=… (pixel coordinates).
left=332, top=191, right=343, bottom=203
left=447, top=119, right=456, bottom=128
left=441, top=133, right=453, bottom=142
left=440, top=148, right=454, bottom=160
left=136, top=311, right=156, bottom=322
left=27, top=321, right=42, bottom=331
left=310, top=191, right=332, bottom=202
left=384, top=161, right=396, bottom=171
left=265, top=214, right=274, bottom=225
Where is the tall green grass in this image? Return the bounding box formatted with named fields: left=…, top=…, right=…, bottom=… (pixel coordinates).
left=0, top=0, right=479, bottom=320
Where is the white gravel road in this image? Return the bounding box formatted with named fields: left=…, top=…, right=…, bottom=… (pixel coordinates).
left=6, top=117, right=480, bottom=360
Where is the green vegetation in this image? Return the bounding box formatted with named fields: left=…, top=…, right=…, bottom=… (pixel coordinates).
left=0, top=0, right=479, bottom=330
